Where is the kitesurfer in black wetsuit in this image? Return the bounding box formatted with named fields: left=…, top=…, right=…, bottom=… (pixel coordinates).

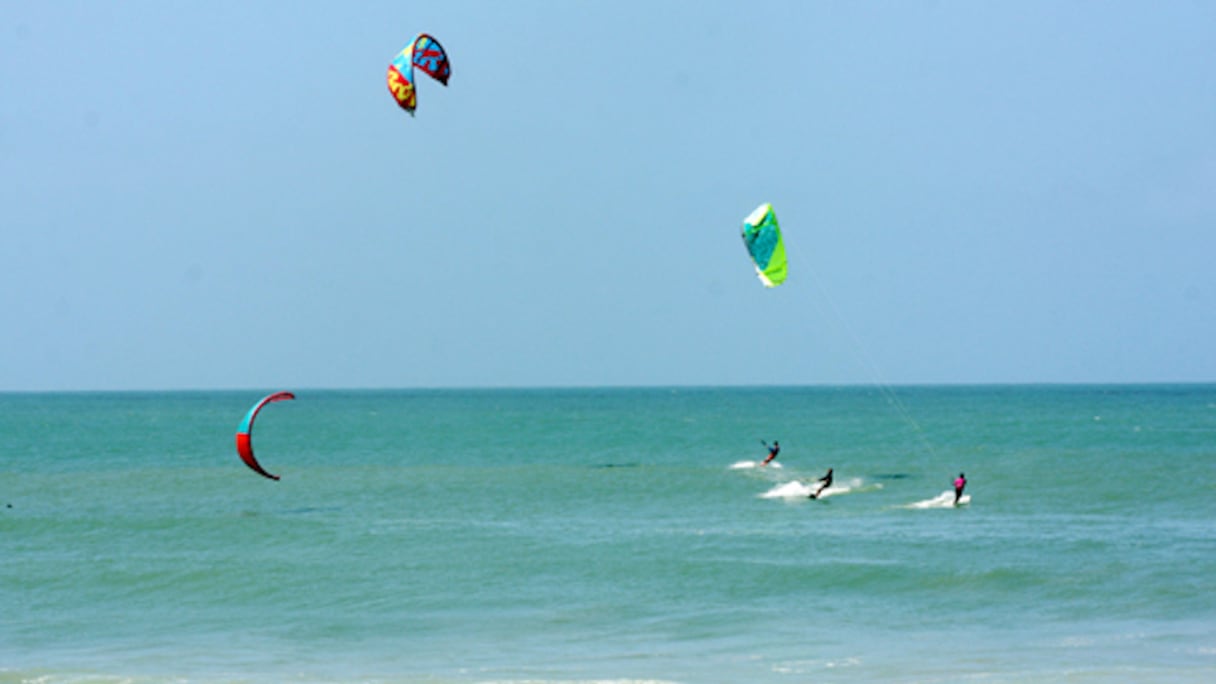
left=809, top=468, right=833, bottom=499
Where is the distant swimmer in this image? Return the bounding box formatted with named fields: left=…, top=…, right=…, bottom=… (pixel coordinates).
left=953, top=472, right=967, bottom=505
left=761, top=440, right=780, bottom=466
left=809, top=468, right=833, bottom=499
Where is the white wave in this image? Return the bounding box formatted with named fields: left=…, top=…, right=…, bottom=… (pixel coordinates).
left=730, top=460, right=781, bottom=470
left=761, top=480, right=814, bottom=498
left=905, top=491, right=971, bottom=509
left=760, top=477, right=869, bottom=500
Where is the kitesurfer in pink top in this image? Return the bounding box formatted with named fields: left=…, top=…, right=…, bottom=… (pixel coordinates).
left=953, top=472, right=967, bottom=504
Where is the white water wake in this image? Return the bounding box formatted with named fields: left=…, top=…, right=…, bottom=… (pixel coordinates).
left=760, top=477, right=873, bottom=500
left=904, top=491, right=971, bottom=509
left=730, top=460, right=782, bottom=470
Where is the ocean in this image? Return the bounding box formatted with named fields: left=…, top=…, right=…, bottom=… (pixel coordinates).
left=2, top=385, right=1214, bottom=683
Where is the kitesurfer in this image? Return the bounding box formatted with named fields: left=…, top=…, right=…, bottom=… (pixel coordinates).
left=761, top=440, right=780, bottom=466
left=809, top=468, right=833, bottom=499
left=953, top=472, right=967, bottom=504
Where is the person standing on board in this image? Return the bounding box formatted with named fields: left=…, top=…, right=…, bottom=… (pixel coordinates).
left=953, top=472, right=967, bottom=504
left=809, top=468, right=833, bottom=499
left=761, top=440, right=780, bottom=466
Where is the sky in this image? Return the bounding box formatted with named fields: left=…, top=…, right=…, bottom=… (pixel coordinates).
left=2, top=1, right=1214, bottom=391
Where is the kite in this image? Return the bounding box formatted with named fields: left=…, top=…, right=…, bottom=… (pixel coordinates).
left=387, top=33, right=451, bottom=116
left=741, top=203, right=788, bottom=287
left=235, top=391, right=295, bottom=481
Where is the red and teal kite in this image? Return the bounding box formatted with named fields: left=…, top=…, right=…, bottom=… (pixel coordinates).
left=387, top=33, right=451, bottom=116
left=235, top=391, right=294, bottom=481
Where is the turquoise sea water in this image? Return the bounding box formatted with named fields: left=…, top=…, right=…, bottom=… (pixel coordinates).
left=3, top=386, right=1215, bottom=683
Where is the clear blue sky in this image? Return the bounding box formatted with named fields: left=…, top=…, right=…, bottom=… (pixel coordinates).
left=3, top=1, right=1214, bottom=391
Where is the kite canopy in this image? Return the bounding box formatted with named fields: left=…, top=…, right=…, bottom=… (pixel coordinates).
left=235, top=391, right=295, bottom=481
left=741, top=203, right=788, bottom=287
left=387, top=33, right=451, bottom=116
